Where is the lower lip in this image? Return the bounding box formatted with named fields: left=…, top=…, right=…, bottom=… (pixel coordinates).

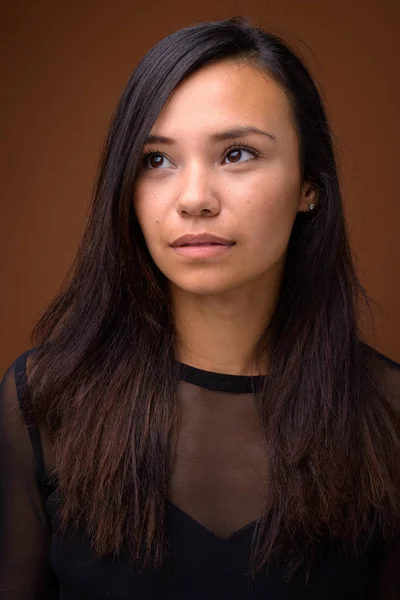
left=172, top=244, right=234, bottom=257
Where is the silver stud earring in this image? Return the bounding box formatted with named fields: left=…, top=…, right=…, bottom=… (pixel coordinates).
left=308, top=203, right=316, bottom=211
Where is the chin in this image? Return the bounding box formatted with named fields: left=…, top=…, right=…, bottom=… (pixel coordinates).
left=169, top=277, right=241, bottom=297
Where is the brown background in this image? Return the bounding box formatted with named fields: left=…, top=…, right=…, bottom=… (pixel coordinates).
left=1, top=0, right=399, bottom=373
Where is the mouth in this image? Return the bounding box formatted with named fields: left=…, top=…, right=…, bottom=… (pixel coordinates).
left=171, top=242, right=235, bottom=258
left=171, top=233, right=235, bottom=247
left=179, top=242, right=231, bottom=247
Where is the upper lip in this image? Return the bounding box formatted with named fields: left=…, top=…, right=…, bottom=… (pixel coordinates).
left=171, top=233, right=235, bottom=247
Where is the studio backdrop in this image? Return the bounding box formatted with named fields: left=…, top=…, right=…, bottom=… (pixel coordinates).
left=1, top=0, right=399, bottom=370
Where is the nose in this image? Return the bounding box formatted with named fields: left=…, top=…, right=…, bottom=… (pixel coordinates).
left=176, top=163, right=220, bottom=218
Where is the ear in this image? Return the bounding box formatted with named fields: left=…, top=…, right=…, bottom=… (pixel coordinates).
left=298, top=181, right=318, bottom=213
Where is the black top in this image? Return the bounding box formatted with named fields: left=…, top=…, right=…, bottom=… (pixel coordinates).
left=1, top=345, right=400, bottom=599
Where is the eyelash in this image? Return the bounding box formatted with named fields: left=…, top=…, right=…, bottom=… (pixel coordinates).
left=141, top=142, right=259, bottom=169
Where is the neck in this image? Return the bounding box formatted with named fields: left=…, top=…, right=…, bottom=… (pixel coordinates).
left=170, top=279, right=278, bottom=376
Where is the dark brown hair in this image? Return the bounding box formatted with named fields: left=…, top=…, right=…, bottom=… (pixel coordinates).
left=26, top=16, right=400, bottom=581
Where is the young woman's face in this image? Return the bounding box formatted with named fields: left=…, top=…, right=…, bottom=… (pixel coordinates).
left=133, top=59, right=315, bottom=297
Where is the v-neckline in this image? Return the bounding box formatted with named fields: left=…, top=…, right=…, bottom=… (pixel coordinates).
left=167, top=499, right=258, bottom=543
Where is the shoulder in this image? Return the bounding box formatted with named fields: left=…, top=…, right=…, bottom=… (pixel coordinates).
left=0, top=348, right=39, bottom=431
left=365, top=343, right=400, bottom=369
left=1, top=347, right=38, bottom=378
left=362, top=342, right=400, bottom=407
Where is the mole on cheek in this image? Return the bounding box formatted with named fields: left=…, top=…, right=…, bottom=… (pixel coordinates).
left=156, top=220, right=159, bottom=224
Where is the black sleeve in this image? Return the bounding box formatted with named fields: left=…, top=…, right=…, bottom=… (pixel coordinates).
left=369, top=348, right=400, bottom=598
left=0, top=352, right=59, bottom=599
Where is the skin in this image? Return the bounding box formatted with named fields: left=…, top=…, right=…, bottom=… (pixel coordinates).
left=133, top=59, right=317, bottom=375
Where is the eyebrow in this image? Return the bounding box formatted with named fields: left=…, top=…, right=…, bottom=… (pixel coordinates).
left=144, top=126, right=277, bottom=145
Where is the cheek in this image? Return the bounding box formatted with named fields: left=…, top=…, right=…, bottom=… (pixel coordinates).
left=239, top=178, right=299, bottom=254
left=133, top=192, right=163, bottom=243
left=240, top=174, right=298, bottom=224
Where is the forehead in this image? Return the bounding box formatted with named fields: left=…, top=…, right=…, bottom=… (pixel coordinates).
left=151, top=59, right=293, bottom=138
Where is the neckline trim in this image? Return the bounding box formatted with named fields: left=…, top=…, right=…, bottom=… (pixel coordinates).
left=177, top=361, right=265, bottom=393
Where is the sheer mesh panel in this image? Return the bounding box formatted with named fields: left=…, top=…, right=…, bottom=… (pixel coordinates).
left=168, top=380, right=269, bottom=539
left=0, top=357, right=59, bottom=599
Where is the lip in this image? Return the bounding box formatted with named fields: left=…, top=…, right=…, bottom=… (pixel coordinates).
left=170, top=233, right=235, bottom=247
left=172, top=244, right=233, bottom=258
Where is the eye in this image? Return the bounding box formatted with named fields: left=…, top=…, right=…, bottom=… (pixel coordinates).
left=141, top=143, right=259, bottom=170
left=223, top=144, right=258, bottom=164
left=142, top=151, right=173, bottom=170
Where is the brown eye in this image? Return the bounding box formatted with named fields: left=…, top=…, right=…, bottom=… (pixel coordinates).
left=148, top=154, right=164, bottom=168
left=226, top=149, right=242, bottom=163
left=142, top=152, right=173, bottom=170
left=223, top=146, right=256, bottom=164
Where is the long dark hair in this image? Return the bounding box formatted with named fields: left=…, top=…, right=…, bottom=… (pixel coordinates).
left=26, top=16, right=400, bottom=580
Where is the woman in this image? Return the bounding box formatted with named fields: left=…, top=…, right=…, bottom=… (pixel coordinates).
left=1, top=16, right=399, bottom=599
